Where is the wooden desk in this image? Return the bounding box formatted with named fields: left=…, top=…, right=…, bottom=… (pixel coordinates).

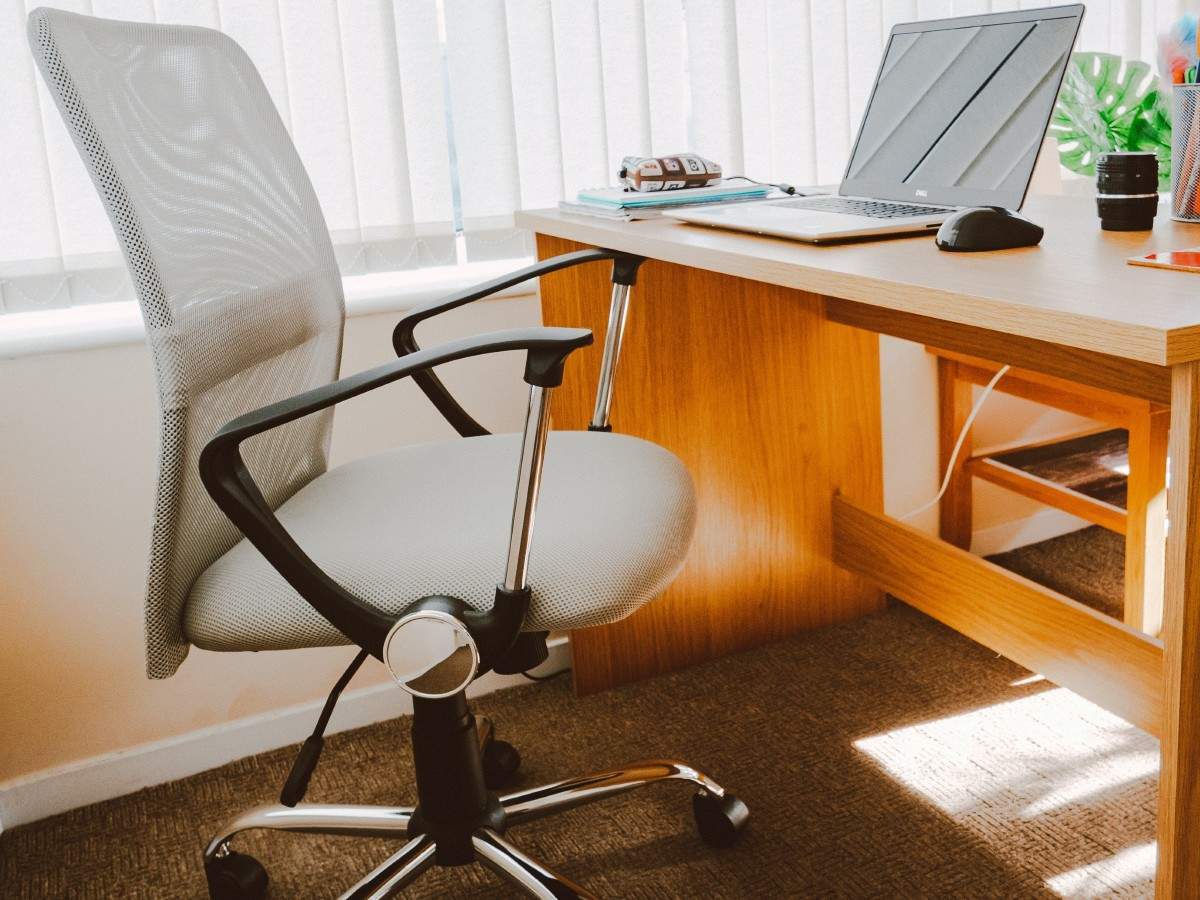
left=518, top=195, right=1200, bottom=897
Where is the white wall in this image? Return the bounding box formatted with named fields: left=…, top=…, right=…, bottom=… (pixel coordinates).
left=879, top=338, right=1092, bottom=543
left=0, top=295, right=540, bottom=790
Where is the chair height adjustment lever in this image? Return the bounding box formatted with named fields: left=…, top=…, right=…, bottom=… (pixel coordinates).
left=280, top=648, right=369, bottom=807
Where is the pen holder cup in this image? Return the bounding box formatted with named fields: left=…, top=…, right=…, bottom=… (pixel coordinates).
left=1173, top=84, right=1200, bottom=221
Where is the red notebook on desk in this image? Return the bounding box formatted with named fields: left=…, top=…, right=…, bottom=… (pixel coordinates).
left=1128, top=248, right=1200, bottom=273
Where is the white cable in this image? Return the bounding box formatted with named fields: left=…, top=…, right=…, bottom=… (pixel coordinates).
left=900, top=364, right=1011, bottom=521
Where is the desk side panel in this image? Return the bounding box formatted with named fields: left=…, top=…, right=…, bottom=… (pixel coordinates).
left=535, top=235, right=885, bottom=694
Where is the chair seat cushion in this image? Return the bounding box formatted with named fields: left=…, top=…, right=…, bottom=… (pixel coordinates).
left=184, top=431, right=696, bottom=652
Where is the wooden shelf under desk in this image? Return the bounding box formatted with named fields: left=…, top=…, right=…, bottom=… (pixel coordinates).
left=967, top=428, right=1129, bottom=535
left=930, top=346, right=1169, bottom=636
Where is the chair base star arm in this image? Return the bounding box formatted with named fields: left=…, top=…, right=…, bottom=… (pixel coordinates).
left=204, top=733, right=748, bottom=900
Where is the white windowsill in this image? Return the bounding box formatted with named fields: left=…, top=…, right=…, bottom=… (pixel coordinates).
left=0, top=257, right=536, bottom=359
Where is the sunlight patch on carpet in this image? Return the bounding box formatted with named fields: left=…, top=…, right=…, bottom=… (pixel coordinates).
left=854, top=686, right=1157, bottom=898
left=1046, top=843, right=1156, bottom=898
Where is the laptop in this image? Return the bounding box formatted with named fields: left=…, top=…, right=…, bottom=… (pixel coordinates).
left=666, top=4, right=1084, bottom=243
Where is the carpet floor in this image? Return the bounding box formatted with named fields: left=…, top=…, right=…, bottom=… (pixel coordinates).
left=1, top=527, right=1156, bottom=899
left=989, top=526, right=1127, bottom=622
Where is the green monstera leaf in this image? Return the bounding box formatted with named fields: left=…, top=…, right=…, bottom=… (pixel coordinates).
left=1051, top=52, right=1172, bottom=190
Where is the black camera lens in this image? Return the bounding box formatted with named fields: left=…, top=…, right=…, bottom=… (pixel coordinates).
left=1095, top=151, right=1159, bottom=231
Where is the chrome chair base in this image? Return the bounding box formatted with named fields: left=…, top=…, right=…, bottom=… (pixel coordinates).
left=203, top=758, right=748, bottom=899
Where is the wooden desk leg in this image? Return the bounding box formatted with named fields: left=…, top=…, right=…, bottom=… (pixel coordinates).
left=534, top=235, right=885, bottom=694
left=1158, top=361, right=1200, bottom=897
left=1126, top=408, right=1169, bottom=635
left=937, top=357, right=973, bottom=549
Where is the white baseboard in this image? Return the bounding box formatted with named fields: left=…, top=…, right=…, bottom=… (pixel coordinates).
left=970, top=507, right=1090, bottom=557
left=0, top=637, right=571, bottom=832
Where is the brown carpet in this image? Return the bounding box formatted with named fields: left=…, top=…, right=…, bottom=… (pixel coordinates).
left=989, top=526, right=1126, bottom=621
left=1, top=530, right=1155, bottom=899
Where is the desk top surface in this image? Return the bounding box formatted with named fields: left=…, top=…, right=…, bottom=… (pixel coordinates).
left=517, top=196, right=1200, bottom=366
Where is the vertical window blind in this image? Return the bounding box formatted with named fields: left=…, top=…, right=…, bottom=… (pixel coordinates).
left=0, top=0, right=1183, bottom=314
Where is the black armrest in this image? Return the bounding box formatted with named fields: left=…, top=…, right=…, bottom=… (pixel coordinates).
left=198, top=326, right=593, bottom=658
left=392, top=248, right=643, bottom=437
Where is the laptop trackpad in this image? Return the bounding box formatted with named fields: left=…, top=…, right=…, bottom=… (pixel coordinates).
left=715, top=206, right=871, bottom=230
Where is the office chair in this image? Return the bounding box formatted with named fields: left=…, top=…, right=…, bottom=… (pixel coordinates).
left=28, top=8, right=747, bottom=898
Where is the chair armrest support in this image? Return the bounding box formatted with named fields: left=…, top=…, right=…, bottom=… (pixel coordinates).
left=199, top=327, right=592, bottom=658
left=392, top=249, right=644, bottom=437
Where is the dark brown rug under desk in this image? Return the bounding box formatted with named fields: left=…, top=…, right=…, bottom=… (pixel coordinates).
left=0, top=528, right=1153, bottom=899
left=990, top=429, right=1129, bottom=509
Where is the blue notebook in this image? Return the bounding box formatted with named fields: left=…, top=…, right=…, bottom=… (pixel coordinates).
left=576, top=183, right=770, bottom=209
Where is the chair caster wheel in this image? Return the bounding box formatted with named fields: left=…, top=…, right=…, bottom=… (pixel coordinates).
left=205, top=851, right=269, bottom=900
left=482, top=738, right=521, bottom=790
left=693, top=790, right=749, bottom=848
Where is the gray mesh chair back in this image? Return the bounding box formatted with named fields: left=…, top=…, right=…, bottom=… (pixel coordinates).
left=28, top=8, right=346, bottom=678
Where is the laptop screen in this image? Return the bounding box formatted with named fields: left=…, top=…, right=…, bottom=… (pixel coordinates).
left=840, top=4, right=1084, bottom=211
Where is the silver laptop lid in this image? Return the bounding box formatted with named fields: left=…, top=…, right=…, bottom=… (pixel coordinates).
left=840, top=4, right=1084, bottom=211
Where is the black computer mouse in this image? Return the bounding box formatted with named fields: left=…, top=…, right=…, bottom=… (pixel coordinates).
left=935, top=206, right=1044, bottom=252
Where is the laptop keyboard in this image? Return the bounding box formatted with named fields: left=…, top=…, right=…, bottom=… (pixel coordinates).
left=777, top=196, right=950, bottom=218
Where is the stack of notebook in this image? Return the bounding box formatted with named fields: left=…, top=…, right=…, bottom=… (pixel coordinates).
left=559, top=181, right=773, bottom=221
